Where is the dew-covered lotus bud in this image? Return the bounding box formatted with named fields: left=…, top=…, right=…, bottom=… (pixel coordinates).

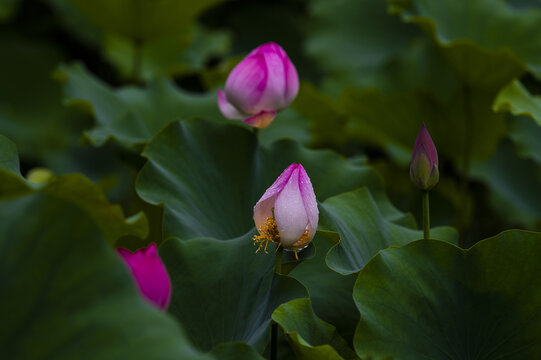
left=253, top=163, right=318, bottom=259
left=410, top=123, right=439, bottom=191
left=217, top=42, right=299, bottom=129
left=117, top=243, right=171, bottom=311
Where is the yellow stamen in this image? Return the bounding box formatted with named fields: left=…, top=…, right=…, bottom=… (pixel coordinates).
left=253, top=218, right=312, bottom=260
left=289, top=229, right=311, bottom=261
left=291, top=228, right=311, bottom=249
left=253, top=216, right=280, bottom=254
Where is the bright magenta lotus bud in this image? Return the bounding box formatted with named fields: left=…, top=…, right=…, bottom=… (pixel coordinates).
left=117, top=243, right=171, bottom=311
left=410, top=123, right=439, bottom=191
left=217, top=42, right=299, bottom=129
left=253, top=163, right=318, bottom=259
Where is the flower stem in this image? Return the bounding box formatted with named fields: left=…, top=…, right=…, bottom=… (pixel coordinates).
left=275, top=247, right=283, bottom=274
left=271, top=247, right=283, bottom=360
left=270, top=323, right=278, bottom=360
left=422, top=191, right=430, bottom=241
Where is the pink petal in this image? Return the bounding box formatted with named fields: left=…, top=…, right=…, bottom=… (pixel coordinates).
left=412, top=123, right=438, bottom=166
left=217, top=90, right=246, bottom=120
left=297, top=164, right=318, bottom=240
left=225, top=55, right=267, bottom=114
left=257, top=42, right=299, bottom=106
left=274, top=166, right=309, bottom=247
left=255, top=50, right=288, bottom=111
left=117, top=243, right=171, bottom=311
left=283, top=58, right=299, bottom=106
left=253, top=163, right=298, bottom=230
left=249, top=42, right=285, bottom=57
left=242, top=110, right=276, bottom=129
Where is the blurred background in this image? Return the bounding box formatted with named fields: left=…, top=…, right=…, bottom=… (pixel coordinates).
left=2, top=0, right=541, bottom=247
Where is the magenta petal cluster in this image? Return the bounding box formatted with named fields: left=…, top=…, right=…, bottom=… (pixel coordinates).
left=253, top=163, right=318, bottom=253
left=217, top=42, right=299, bottom=129
left=410, top=123, right=439, bottom=191
left=117, top=243, right=171, bottom=311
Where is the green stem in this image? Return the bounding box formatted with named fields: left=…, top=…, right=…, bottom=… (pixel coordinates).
left=270, top=247, right=283, bottom=360
left=422, top=191, right=430, bottom=241
left=274, top=247, right=283, bottom=274
left=270, top=323, right=277, bottom=360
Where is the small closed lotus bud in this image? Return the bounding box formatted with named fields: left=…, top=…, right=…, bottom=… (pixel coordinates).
left=253, top=163, right=318, bottom=259
left=410, top=123, right=439, bottom=191
left=217, top=42, right=299, bottom=129
left=117, top=243, right=171, bottom=311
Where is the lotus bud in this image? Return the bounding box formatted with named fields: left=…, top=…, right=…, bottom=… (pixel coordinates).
left=117, top=243, right=171, bottom=311
left=253, top=163, right=318, bottom=259
left=217, top=42, right=299, bottom=129
left=410, top=123, right=439, bottom=191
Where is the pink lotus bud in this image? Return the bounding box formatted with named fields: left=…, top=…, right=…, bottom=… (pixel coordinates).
left=410, top=123, right=439, bottom=191
left=117, top=243, right=171, bottom=311
left=217, top=42, right=299, bottom=129
left=253, top=163, right=318, bottom=259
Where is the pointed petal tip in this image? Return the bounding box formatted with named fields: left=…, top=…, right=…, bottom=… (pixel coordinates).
left=413, top=122, right=438, bottom=165
left=252, top=42, right=285, bottom=55
left=253, top=162, right=298, bottom=229
left=116, top=243, right=171, bottom=311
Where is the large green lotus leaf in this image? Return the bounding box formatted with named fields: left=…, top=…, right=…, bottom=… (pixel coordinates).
left=103, top=25, right=231, bottom=82
left=338, top=86, right=508, bottom=166
left=46, top=0, right=229, bottom=82
left=0, top=33, right=150, bottom=193
left=508, top=116, right=541, bottom=165
left=289, top=235, right=358, bottom=342
left=0, top=193, right=210, bottom=360
left=159, top=235, right=307, bottom=353
left=67, top=0, right=223, bottom=41
left=257, top=108, right=312, bottom=148
left=304, top=0, right=434, bottom=95
left=0, top=32, right=90, bottom=169
left=494, top=79, right=541, bottom=126
left=321, top=188, right=458, bottom=275
left=0, top=136, right=32, bottom=199
left=439, top=41, right=524, bottom=90
left=353, top=231, right=541, bottom=359
left=40, top=174, right=149, bottom=244
left=0, top=133, right=21, bottom=175
left=293, top=82, right=506, bottom=166
left=388, top=0, right=541, bottom=82
left=307, top=0, right=416, bottom=70
left=291, top=82, right=349, bottom=148
left=210, top=342, right=264, bottom=360
left=272, top=298, right=358, bottom=360
left=136, top=118, right=400, bottom=241
left=55, top=63, right=221, bottom=147
left=470, top=141, right=541, bottom=229
left=0, top=135, right=148, bottom=244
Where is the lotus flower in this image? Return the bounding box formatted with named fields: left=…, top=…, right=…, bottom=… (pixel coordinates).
left=253, top=163, right=318, bottom=259
left=117, top=243, right=171, bottom=311
left=217, top=42, right=299, bottom=129
left=410, top=123, right=439, bottom=191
